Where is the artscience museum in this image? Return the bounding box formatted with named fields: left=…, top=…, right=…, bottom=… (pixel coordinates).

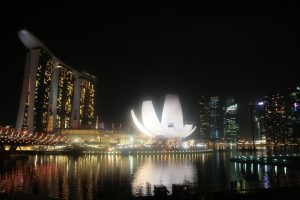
left=131, top=94, right=196, bottom=139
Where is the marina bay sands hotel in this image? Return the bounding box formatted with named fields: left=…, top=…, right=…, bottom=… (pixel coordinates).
left=16, top=29, right=96, bottom=133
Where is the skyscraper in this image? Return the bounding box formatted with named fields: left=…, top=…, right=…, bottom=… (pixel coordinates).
left=199, top=96, right=239, bottom=143
left=16, top=29, right=97, bottom=133
left=209, top=96, right=221, bottom=140
left=264, top=93, right=289, bottom=144
left=289, top=86, right=300, bottom=143
left=198, top=96, right=211, bottom=139
left=223, top=97, right=239, bottom=144
left=253, top=100, right=267, bottom=141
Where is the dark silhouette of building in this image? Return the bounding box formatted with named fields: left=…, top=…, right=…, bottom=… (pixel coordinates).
left=209, top=96, right=222, bottom=140
left=199, top=96, right=239, bottom=143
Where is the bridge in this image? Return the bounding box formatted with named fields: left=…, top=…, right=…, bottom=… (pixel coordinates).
left=0, top=126, right=66, bottom=151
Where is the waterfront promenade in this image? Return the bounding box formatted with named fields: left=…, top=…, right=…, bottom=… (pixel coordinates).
left=0, top=148, right=213, bottom=156
left=230, top=153, right=300, bottom=168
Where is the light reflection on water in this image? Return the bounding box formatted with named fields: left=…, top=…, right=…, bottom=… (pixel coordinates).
left=0, top=150, right=300, bottom=199
left=132, top=155, right=196, bottom=196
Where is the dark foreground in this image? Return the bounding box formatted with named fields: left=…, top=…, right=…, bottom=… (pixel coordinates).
left=133, top=187, right=300, bottom=200
left=1, top=186, right=300, bottom=200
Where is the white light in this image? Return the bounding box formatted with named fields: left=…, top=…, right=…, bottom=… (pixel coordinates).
left=130, top=137, right=133, bottom=144
left=131, top=110, right=154, bottom=138
left=226, top=104, right=237, bottom=112
left=258, top=102, right=264, bottom=106
left=195, top=143, right=206, bottom=147
left=131, top=94, right=196, bottom=138
left=284, top=167, right=287, bottom=174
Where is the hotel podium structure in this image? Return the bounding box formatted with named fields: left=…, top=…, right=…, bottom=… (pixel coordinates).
left=16, top=29, right=96, bottom=133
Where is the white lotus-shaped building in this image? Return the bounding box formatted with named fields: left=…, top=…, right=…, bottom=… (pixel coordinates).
left=131, top=94, right=196, bottom=138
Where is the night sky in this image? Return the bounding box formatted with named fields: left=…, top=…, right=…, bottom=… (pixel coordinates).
left=1, top=1, right=299, bottom=139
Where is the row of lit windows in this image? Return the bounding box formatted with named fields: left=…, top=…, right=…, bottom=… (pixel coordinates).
left=22, top=49, right=96, bottom=131
left=33, top=56, right=53, bottom=132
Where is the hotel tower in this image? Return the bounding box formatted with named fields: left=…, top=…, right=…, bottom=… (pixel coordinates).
left=16, top=29, right=96, bottom=133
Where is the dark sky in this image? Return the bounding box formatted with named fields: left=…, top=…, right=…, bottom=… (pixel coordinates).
left=1, top=1, right=299, bottom=139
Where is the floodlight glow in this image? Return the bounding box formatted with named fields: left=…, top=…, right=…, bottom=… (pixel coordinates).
left=258, top=102, right=264, bottom=106
left=131, top=94, right=196, bottom=138
left=226, top=104, right=237, bottom=112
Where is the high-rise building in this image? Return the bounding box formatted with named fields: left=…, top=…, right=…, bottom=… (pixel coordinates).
left=16, top=29, right=97, bottom=133
left=198, top=96, right=211, bottom=139
left=263, top=93, right=289, bottom=144
left=223, top=97, right=239, bottom=143
left=289, top=86, right=300, bottom=143
left=199, top=96, right=239, bottom=143
left=209, top=96, right=221, bottom=140
left=253, top=100, right=267, bottom=141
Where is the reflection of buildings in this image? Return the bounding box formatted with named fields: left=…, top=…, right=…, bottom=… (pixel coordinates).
left=15, top=29, right=96, bottom=133
left=132, top=155, right=196, bottom=195
left=0, top=156, right=132, bottom=199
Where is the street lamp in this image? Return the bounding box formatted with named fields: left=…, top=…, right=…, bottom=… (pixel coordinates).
left=249, top=103, right=256, bottom=152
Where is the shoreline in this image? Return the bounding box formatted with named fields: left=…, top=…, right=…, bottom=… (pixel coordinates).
left=0, top=148, right=213, bottom=156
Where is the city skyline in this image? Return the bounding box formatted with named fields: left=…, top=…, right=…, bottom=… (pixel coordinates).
left=1, top=2, right=300, bottom=139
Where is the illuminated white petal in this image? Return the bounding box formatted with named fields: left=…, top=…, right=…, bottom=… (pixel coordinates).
left=142, top=101, right=163, bottom=135
left=131, top=94, right=196, bottom=138
left=161, top=95, right=183, bottom=129
left=183, top=124, right=193, bottom=132
left=183, top=126, right=197, bottom=138
left=131, top=110, right=154, bottom=138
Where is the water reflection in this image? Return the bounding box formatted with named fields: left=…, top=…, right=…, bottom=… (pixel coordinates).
left=132, top=155, right=196, bottom=195
left=0, top=151, right=300, bottom=199
left=0, top=155, right=133, bottom=199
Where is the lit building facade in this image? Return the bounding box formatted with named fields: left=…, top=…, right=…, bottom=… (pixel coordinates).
left=209, top=96, right=221, bottom=140
left=16, top=29, right=97, bottom=133
left=253, top=100, right=267, bottom=141
left=79, top=77, right=96, bottom=127
left=223, top=97, right=239, bottom=144
left=198, top=96, right=211, bottom=139
left=289, top=86, right=300, bottom=143
left=264, top=93, right=289, bottom=144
